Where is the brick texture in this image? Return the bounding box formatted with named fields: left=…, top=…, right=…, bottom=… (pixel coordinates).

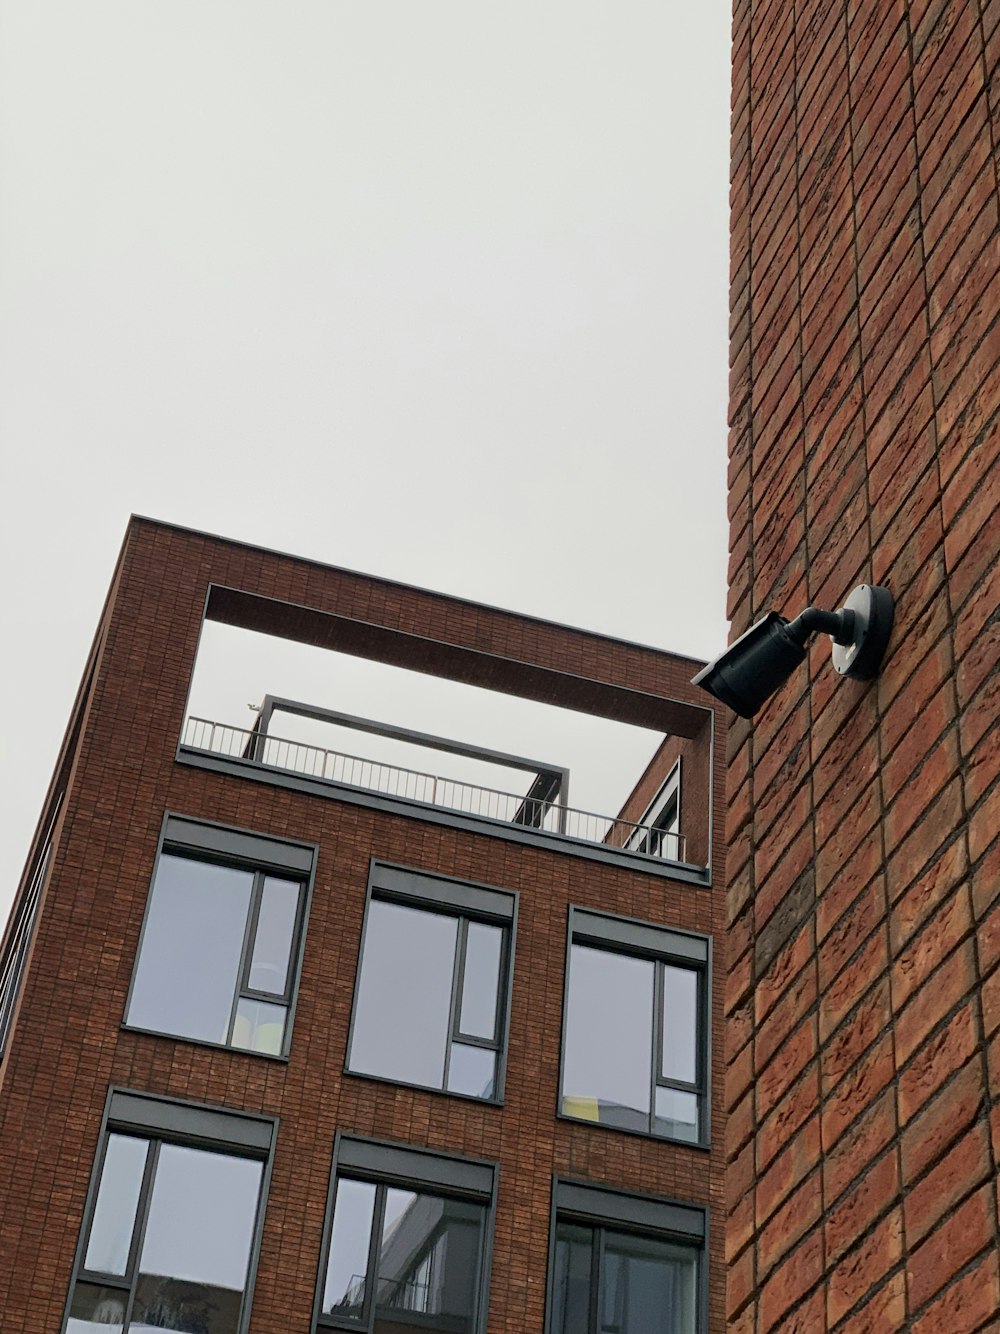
left=0, top=520, right=728, bottom=1333
left=727, top=0, right=1000, bottom=1326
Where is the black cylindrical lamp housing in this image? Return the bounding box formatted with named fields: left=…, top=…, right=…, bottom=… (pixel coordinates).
left=692, top=586, right=894, bottom=719
left=691, top=613, right=806, bottom=719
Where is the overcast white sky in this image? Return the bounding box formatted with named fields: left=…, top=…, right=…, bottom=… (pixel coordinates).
left=0, top=1, right=731, bottom=921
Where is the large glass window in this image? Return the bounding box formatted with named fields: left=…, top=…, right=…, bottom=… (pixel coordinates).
left=64, top=1090, right=275, bottom=1334
left=624, top=761, right=682, bottom=861
left=125, top=817, right=313, bottom=1057
left=560, top=910, right=708, bottom=1144
left=347, top=865, right=515, bottom=1102
left=314, top=1137, right=496, bottom=1334
left=547, top=1181, right=703, bottom=1334
left=550, top=1222, right=698, bottom=1334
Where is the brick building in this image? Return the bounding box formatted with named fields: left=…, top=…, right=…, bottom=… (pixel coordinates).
left=0, top=517, right=728, bottom=1333
left=725, top=0, right=999, bottom=1329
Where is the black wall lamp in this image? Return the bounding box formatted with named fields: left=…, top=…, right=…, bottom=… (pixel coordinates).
left=692, top=584, right=894, bottom=719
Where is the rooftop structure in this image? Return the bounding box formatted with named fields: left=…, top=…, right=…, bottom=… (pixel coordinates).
left=0, top=516, right=727, bottom=1334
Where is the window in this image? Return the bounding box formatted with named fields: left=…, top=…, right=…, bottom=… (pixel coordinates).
left=347, top=864, right=515, bottom=1102
left=560, top=909, right=709, bottom=1144
left=547, top=1180, right=704, bottom=1334
left=314, top=1135, right=497, bottom=1334
left=64, top=1089, right=275, bottom=1334
left=625, top=760, right=681, bottom=860
left=125, top=816, right=313, bottom=1056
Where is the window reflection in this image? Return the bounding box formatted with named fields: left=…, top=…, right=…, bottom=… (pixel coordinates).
left=553, top=1222, right=697, bottom=1334
left=248, top=877, right=299, bottom=995
left=69, top=1129, right=266, bottom=1334
left=660, top=968, right=698, bottom=1085
left=562, top=945, right=654, bottom=1132
left=84, top=1134, right=148, bottom=1276
left=561, top=935, right=704, bottom=1142
left=232, top=998, right=287, bottom=1056
left=323, top=1178, right=484, bottom=1334
left=458, top=923, right=502, bottom=1039
left=653, top=1088, right=699, bottom=1144
left=130, top=1145, right=262, bottom=1334
left=351, top=902, right=457, bottom=1088
left=550, top=1223, right=591, bottom=1334
left=348, top=899, right=507, bottom=1102
left=126, top=852, right=304, bottom=1057
left=67, top=1284, right=126, bottom=1332
left=128, top=857, right=253, bottom=1045
left=446, top=1043, right=495, bottom=1099
left=324, top=1178, right=377, bottom=1316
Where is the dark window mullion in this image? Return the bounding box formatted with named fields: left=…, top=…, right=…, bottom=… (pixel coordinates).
left=589, top=1226, right=603, bottom=1334
left=280, top=880, right=308, bottom=1005
left=443, top=917, right=467, bottom=1088
left=363, top=1183, right=388, bottom=1333
left=650, top=962, right=664, bottom=1132
left=448, top=1032, right=497, bottom=1051
left=121, top=1137, right=161, bottom=1332
left=656, top=1074, right=700, bottom=1094
left=120, top=1137, right=156, bottom=1299
left=492, top=926, right=509, bottom=1046
left=241, top=984, right=292, bottom=1005
left=227, top=872, right=265, bottom=1044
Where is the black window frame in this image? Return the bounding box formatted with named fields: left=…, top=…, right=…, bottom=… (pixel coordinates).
left=312, top=1132, right=499, bottom=1334
left=61, top=1086, right=278, bottom=1334
left=623, top=758, right=682, bottom=860
left=559, top=907, right=711, bottom=1148
left=345, top=861, right=517, bottom=1105
left=122, top=813, right=316, bottom=1060
left=544, top=1177, right=708, bottom=1334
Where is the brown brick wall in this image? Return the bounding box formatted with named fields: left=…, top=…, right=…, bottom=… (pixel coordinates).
left=0, top=520, right=727, bottom=1332
left=727, top=0, right=999, bottom=1327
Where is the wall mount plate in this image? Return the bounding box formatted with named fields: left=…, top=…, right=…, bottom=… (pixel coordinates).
left=831, top=584, right=894, bottom=679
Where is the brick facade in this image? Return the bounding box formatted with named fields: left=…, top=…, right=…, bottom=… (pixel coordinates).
left=727, top=0, right=999, bottom=1328
left=0, top=518, right=727, bottom=1332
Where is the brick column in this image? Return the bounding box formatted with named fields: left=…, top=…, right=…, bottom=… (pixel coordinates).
left=726, top=0, right=999, bottom=1328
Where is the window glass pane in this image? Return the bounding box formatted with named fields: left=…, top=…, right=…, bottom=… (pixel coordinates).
left=600, top=1231, right=698, bottom=1334
left=323, top=1178, right=377, bottom=1319
left=654, top=1087, right=700, bottom=1144
left=84, top=1133, right=148, bottom=1276
left=651, top=801, right=679, bottom=858
left=551, top=1222, right=592, bottom=1334
left=375, top=1188, right=482, bottom=1332
left=131, top=1143, right=263, bottom=1334
left=349, top=901, right=458, bottom=1089
left=660, top=967, right=698, bottom=1084
left=67, top=1283, right=126, bottom=1333
left=446, top=1043, right=496, bottom=1099
left=458, top=922, right=503, bottom=1039
left=232, top=998, right=287, bottom=1056
left=655, top=796, right=679, bottom=835
left=562, top=945, right=654, bottom=1133
left=247, top=876, right=299, bottom=995
left=127, top=855, right=254, bottom=1045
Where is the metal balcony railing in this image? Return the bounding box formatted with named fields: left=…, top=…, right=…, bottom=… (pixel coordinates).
left=181, top=717, right=687, bottom=863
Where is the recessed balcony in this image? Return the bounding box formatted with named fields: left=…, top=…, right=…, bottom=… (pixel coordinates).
left=180, top=695, right=689, bottom=866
